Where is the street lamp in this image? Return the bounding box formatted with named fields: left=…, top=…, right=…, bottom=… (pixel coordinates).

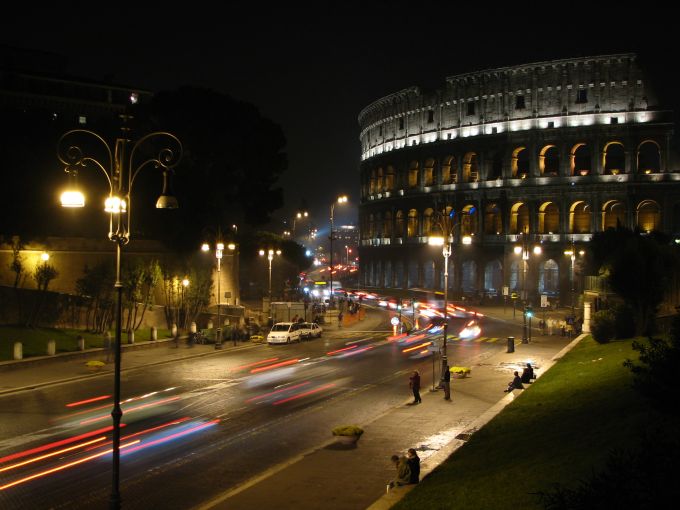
left=292, top=210, right=308, bottom=238
left=259, top=248, right=281, bottom=314
left=329, top=195, right=348, bottom=307
left=428, top=212, right=472, bottom=381
left=514, top=232, right=541, bottom=343
left=57, top=119, right=182, bottom=509
left=202, top=240, right=234, bottom=349
left=564, top=243, right=585, bottom=316
left=180, top=277, right=189, bottom=331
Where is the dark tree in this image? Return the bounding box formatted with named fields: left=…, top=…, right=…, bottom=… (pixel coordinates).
left=132, top=86, right=288, bottom=250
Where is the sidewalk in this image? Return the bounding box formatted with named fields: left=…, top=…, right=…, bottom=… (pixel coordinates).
left=195, top=306, right=578, bottom=510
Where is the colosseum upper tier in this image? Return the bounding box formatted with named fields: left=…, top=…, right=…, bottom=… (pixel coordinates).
left=357, top=53, right=679, bottom=303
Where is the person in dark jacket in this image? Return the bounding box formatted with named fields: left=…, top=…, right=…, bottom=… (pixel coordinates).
left=442, top=362, right=451, bottom=400
left=520, top=363, right=535, bottom=384
left=504, top=371, right=524, bottom=392
left=409, top=370, right=422, bottom=404
left=406, top=448, right=420, bottom=484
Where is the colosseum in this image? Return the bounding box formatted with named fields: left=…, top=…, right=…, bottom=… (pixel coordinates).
left=357, top=53, right=679, bottom=306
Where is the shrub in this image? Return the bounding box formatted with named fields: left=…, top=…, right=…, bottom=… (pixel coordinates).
left=591, top=310, right=615, bottom=343
left=332, top=425, right=364, bottom=437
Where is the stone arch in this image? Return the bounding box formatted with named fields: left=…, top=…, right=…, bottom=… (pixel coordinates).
left=462, top=152, right=479, bottom=182
left=602, top=200, right=626, bottom=230
left=510, top=202, right=530, bottom=234
left=369, top=168, right=376, bottom=194
left=637, top=200, right=661, bottom=232
left=637, top=140, right=661, bottom=174
left=407, top=209, right=419, bottom=237
left=376, top=167, right=384, bottom=191
left=538, top=259, right=559, bottom=295
left=385, top=165, right=395, bottom=190
left=441, top=155, right=457, bottom=184
left=408, top=161, right=419, bottom=188
left=570, top=201, right=592, bottom=233
left=408, top=260, right=419, bottom=288
left=509, top=260, right=521, bottom=291
left=383, top=211, right=393, bottom=238
left=461, top=260, right=478, bottom=293
left=484, top=203, right=503, bottom=234
left=461, top=204, right=478, bottom=236
left=570, top=143, right=591, bottom=176
left=539, top=145, right=559, bottom=176
left=538, top=202, right=560, bottom=234
left=395, top=210, right=405, bottom=238
left=423, top=158, right=435, bottom=186
left=603, top=141, right=625, bottom=175
left=511, top=146, right=530, bottom=178
left=484, top=260, right=503, bottom=295
left=368, top=213, right=375, bottom=238
left=423, top=208, right=434, bottom=236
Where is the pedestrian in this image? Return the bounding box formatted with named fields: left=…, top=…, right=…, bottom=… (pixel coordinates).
left=388, top=454, right=411, bottom=488
left=338, top=311, right=344, bottom=328
left=409, top=370, right=422, bottom=404
left=406, top=448, right=420, bottom=484
left=504, top=371, right=524, bottom=392
left=520, top=363, right=535, bottom=384
left=442, top=362, right=451, bottom=401
left=547, top=317, right=554, bottom=335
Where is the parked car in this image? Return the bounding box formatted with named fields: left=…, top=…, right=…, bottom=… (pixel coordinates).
left=267, top=322, right=303, bottom=344
left=299, top=322, right=323, bottom=339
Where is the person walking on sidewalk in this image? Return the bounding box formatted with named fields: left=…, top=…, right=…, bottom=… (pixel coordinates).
left=406, top=448, right=420, bottom=484
left=409, top=370, right=422, bottom=404
left=388, top=454, right=411, bottom=488
left=442, top=362, right=451, bottom=401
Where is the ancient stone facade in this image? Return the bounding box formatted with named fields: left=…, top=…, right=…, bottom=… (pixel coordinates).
left=357, top=53, right=679, bottom=304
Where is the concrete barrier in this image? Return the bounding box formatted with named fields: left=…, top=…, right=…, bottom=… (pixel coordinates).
left=47, top=340, right=56, bottom=356
left=13, top=342, right=22, bottom=360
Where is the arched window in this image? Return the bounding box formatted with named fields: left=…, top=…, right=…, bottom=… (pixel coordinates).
left=509, top=260, right=521, bottom=291
left=570, top=201, right=592, bottom=233
left=539, top=202, right=560, bottom=234
left=408, top=260, right=419, bottom=287
left=461, top=204, right=478, bottom=236
left=423, top=158, right=435, bottom=186
left=637, top=141, right=661, bottom=174
left=461, top=260, right=477, bottom=293
left=602, top=201, right=626, bottom=230
left=637, top=200, right=661, bottom=232
left=383, top=211, right=393, bottom=238
left=539, top=259, right=559, bottom=295
left=441, top=156, right=457, bottom=184
left=423, top=208, right=434, bottom=236
left=540, top=145, right=559, bottom=176
left=484, top=260, right=502, bottom=295
left=385, top=166, right=395, bottom=190
left=571, top=143, right=591, bottom=176
left=376, top=167, right=384, bottom=191
left=511, top=202, right=530, bottom=234
left=408, top=161, right=419, bottom=188
left=369, top=169, right=376, bottom=194
left=484, top=203, right=503, bottom=234
left=395, top=211, right=405, bottom=238
left=368, top=214, right=375, bottom=238
left=603, top=142, right=625, bottom=175
left=423, top=260, right=435, bottom=288
left=511, top=147, right=530, bottom=178
left=462, top=152, right=478, bottom=182
left=407, top=209, right=418, bottom=237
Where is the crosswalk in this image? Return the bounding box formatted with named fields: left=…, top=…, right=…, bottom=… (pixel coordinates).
left=447, top=336, right=502, bottom=343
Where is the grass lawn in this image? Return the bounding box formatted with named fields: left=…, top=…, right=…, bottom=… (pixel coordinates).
left=393, top=336, right=653, bottom=510
left=0, top=326, right=172, bottom=361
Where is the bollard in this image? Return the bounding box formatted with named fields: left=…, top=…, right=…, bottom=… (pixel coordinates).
left=507, top=336, right=515, bottom=353
left=127, top=329, right=135, bottom=344
left=13, top=342, right=23, bottom=360
left=171, top=324, right=178, bottom=337
left=77, top=335, right=85, bottom=351
left=47, top=339, right=56, bottom=356
left=190, top=322, right=197, bottom=334
left=151, top=326, right=157, bottom=341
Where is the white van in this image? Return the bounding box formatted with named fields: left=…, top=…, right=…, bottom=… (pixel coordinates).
left=267, top=322, right=303, bottom=344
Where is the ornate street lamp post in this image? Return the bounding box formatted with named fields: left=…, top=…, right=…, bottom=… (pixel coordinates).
left=58, top=120, right=182, bottom=510
left=259, top=248, right=281, bottom=316
left=329, top=196, right=348, bottom=308
left=514, top=232, right=541, bottom=344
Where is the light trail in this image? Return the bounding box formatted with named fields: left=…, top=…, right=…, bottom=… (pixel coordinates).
left=65, top=395, right=111, bottom=407
left=272, top=383, right=336, bottom=405
left=250, top=359, right=300, bottom=374
left=245, top=382, right=311, bottom=403
left=0, top=437, right=106, bottom=473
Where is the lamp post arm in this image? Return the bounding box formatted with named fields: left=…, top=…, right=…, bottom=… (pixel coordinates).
left=128, top=132, right=183, bottom=188
left=57, top=129, right=115, bottom=189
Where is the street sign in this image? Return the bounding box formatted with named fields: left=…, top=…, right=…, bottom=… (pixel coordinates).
left=540, top=294, right=548, bottom=308
left=503, top=286, right=509, bottom=296
left=390, top=316, right=400, bottom=326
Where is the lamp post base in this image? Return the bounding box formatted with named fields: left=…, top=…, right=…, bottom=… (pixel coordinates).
left=215, top=328, right=222, bottom=349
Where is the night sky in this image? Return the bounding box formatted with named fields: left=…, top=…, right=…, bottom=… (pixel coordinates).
left=1, top=3, right=677, bottom=233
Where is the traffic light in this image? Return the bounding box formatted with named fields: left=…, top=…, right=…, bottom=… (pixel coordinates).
left=525, top=306, right=534, bottom=318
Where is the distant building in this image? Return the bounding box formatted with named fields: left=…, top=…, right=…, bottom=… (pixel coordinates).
left=357, top=53, right=679, bottom=304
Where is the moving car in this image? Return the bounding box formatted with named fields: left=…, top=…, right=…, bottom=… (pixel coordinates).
left=458, top=319, right=482, bottom=340
left=299, top=322, right=323, bottom=339
left=267, top=322, right=303, bottom=344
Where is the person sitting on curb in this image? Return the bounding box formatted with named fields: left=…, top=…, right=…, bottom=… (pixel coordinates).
left=406, top=448, right=420, bottom=484
left=520, top=363, right=535, bottom=384
left=388, top=454, right=411, bottom=488
left=504, top=371, right=524, bottom=392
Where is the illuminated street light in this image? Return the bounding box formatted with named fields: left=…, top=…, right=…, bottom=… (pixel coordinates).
left=515, top=231, right=541, bottom=343
left=329, top=196, right=348, bottom=307
left=202, top=238, right=236, bottom=349
left=259, top=248, right=282, bottom=314
left=57, top=118, right=182, bottom=509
